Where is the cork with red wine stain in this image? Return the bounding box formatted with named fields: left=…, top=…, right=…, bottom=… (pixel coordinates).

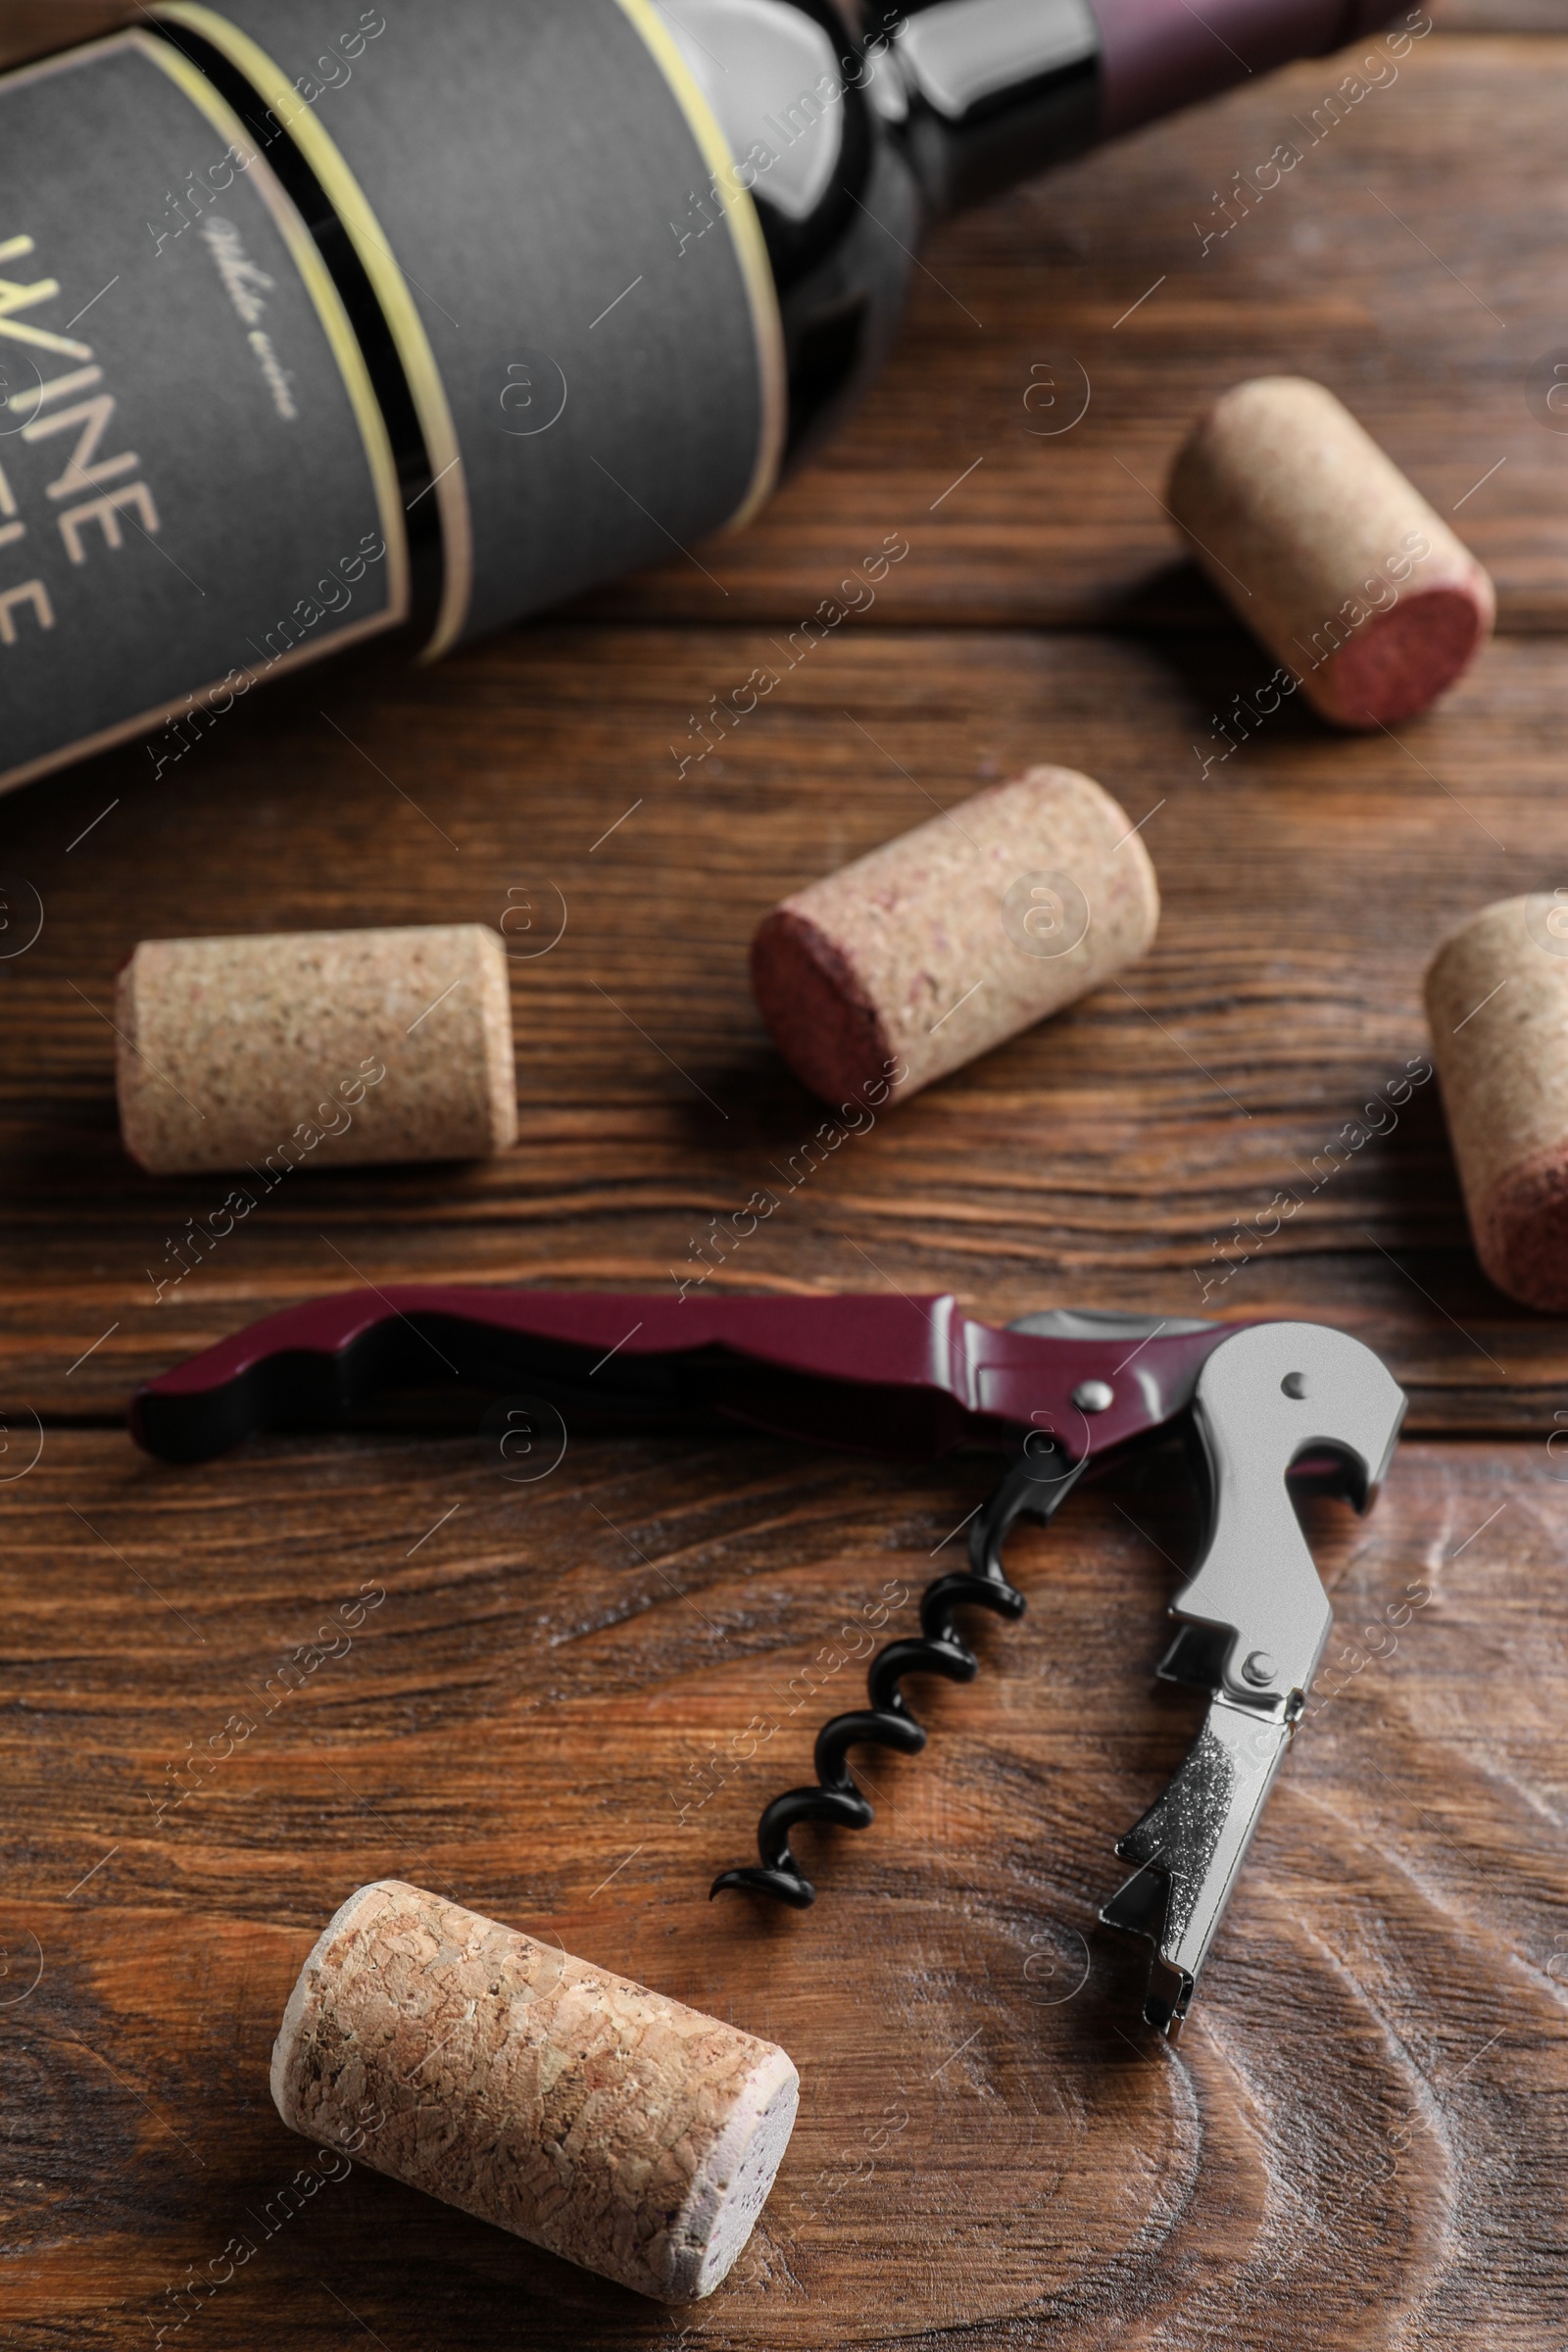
left=750, top=765, right=1159, bottom=1106
left=1168, top=376, right=1494, bottom=728
left=1427, top=896, right=1568, bottom=1310
left=271, top=1881, right=799, bottom=2303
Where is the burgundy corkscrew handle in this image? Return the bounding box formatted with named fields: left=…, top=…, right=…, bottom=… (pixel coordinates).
left=129, top=1287, right=1235, bottom=1465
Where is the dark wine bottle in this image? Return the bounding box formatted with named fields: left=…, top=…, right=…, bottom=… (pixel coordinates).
left=0, top=0, right=1406, bottom=793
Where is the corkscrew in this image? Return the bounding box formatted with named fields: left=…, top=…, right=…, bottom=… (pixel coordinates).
left=132, top=1288, right=1405, bottom=2034
left=713, top=1315, right=1405, bottom=2034
left=710, top=1444, right=1084, bottom=1906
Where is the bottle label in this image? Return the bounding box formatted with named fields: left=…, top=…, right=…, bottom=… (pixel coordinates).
left=160, top=0, right=786, bottom=654
left=0, top=31, right=409, bottom=796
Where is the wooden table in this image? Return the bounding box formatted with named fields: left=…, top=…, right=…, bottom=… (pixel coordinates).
left=4, top=4, right=1567, bottom=2345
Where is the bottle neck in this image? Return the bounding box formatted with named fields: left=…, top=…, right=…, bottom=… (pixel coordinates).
left=878, top=0, right=1411, bottom=219
left=1089, top=0, right=1408, bottom=139
left=649, top=0, right=1412, bottom=464
left=867, top=0, right=1101, bottom=220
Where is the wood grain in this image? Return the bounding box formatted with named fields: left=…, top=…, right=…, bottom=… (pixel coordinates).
left=0, top=6, right=1564, bottom=2347
left=1431, top=0, right=1567, bottom=24
left=1, top=624, right=1565, bottom=1430
left=0, top=3, right=129, bottom=66
left=1, top=1426, right=1562, bottom=2347
left=587, top=33, right=1568, bottom=633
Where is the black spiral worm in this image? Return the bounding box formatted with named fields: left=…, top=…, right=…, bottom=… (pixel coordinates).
left=710, top=1442, right=1089, bottom=1907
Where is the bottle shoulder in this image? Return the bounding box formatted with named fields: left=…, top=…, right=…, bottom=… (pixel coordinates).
left=650, top=0, right=1102, bottom=462
left=652, top=0, right=917, bottom=463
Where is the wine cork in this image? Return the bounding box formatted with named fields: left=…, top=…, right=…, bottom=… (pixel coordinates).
left=271, top=1881, right=799, bottom=2304
left=750, top=765, right=1158, bottom=1106
left=1167, top=376, right=1494, bottom=729
left=1426, top=895, right=1568, bottom=1310
left=116, top=924, right=517, bottom=1174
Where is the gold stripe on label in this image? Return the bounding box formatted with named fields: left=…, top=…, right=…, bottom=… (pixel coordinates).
left=134, top=30, right=410, bottom=623
left=155, top=0, right=472, bottom=662
left=612, top=0, right=787, bottom=532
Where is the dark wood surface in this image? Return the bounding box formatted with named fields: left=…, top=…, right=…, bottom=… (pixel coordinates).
left=587, top=28, right=1568, bottom=635
left=3, top=6, right=1567, bottom=2349
left=5, top=1429, right=1564, bottom=2348
left=12, top=622, right=1568, bottom=1433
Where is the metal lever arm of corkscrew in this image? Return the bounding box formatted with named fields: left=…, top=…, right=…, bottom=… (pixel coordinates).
left=1101, top=1321, right=1406, bottom=2035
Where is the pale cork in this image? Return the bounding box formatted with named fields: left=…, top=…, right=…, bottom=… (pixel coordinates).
left=1168, top=376, right=1494, bottom=728
left=1426, top=895, right=1568, bottom=1310
left=270, top=1882, right=799, bottom=2303
left=750, top=765, right=1159, bottom=1107
left=116, top=924, right=517, bottom=1174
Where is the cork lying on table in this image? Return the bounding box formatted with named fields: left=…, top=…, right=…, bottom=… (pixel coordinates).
left=271, top=1881, right=799, bottom=2304
left=750, top=764, right=1159, bottom=1107
left=116, top=923, right=517, bottom=1174
left=1426, top=895, right=1568, bottom=1311
left=1167, top=375, right=1494, bottom=729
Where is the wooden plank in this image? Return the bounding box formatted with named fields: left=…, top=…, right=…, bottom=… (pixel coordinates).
left=0, top=4, right=128, bottom=67
left=0, top=10, right=1561, bottom=2346
left=588, top=34, right=1568, bottom=633
left=1, top=1424, right=1561, bottom=2347
left=0, top=622, right=1561, bottom=1434
left=1430, top=0, right=1562, bottom=24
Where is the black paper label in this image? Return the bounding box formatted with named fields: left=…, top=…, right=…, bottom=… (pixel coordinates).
left=0, top=30, right=408, bottom=794
left=158, top=0, right=785, bottom=654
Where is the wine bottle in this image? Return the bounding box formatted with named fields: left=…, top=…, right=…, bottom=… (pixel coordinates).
left=0, top=0, right=1408, bottom=794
